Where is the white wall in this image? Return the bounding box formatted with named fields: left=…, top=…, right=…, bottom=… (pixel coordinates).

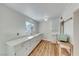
left=0, top=4, right=39, bottom=55
left=74, top=11, right=79, bottom=56
left=61, top=3, right=79, bottom=55
left=39, top=18, right=59, bottom=42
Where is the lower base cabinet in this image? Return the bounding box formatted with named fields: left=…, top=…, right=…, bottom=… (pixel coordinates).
left=6, top=34, right=42, bottom=56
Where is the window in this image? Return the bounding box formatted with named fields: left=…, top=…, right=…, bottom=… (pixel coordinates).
left=25, top=21, right=34, bottom=35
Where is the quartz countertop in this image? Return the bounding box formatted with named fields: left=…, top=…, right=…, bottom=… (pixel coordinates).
left=6, top=33, right=42, bottom=47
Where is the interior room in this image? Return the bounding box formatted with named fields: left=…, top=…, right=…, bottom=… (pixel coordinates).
left=0, top=3, right=79, bottom=56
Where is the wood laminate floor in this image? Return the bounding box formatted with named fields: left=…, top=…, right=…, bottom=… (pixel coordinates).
left=29, top=40, right=58, bottom=56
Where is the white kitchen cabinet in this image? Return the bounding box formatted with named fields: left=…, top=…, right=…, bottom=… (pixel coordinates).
left=6, top=33, right=42, bottom=56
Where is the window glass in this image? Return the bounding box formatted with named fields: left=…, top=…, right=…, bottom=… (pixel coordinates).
left=25, top=21, right=34, bottom=35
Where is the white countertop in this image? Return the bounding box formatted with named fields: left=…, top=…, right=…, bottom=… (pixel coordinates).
left=6, top=33, right=42, bottom=47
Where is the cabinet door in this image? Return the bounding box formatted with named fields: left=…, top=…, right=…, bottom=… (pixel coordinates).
left=7, top=46, right=15, bottom=56
left=15, top=42, right=30, bottom=56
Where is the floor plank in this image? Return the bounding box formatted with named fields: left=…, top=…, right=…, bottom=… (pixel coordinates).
left=29, top=40, right=57, bottom=56
left=29, top=40, right=70, bottom=56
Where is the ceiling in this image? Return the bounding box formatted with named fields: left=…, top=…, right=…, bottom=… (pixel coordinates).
left=5, top=3, right=67, bottom=22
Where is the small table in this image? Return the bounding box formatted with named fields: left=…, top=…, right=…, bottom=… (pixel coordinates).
left=56, top=41, right=73, bottom=56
